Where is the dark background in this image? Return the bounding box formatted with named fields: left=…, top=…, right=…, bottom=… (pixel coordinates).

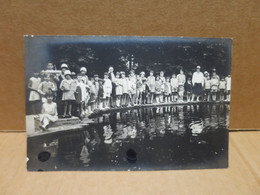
left=25, top=36, right=231, bottom=79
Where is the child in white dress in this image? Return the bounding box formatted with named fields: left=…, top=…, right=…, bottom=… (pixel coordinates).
left=219, top=77, right=226, bottom=101
left=60, top=70, right=76, bottom=118
left=204, top=72, right=211, bottom=101
left=39, top=93, right=58, bottom=131
left=147, top=70, right=155, bottom=104
left=140, top=72, right=147, bottom=104
left=121, top=72, right=128, bottom=107
left=103, top=72, right=112, bottom=108
left=38, top=75, right=57, bottom=103
left=75, top=74, right=87, bottom=118
left=159, top=71, right=165, bottom=103
left=114, top=72, right=123, bottom=107
left=210, top=75, right=219, bottom=101
left=164, top=77, right=172, bottom=103
left=28, top=72, right=41, bottom=114
left=170, top=74, right=178, bottom=102
left=177, top=69, right=186, bottom=102
left=225, top=75, right=231, bottom=101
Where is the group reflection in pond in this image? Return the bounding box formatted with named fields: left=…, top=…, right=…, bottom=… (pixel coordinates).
left=79, top=104, right=229, bottom=166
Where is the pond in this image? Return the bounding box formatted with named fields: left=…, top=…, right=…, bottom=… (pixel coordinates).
left=27, top=103, right=229, bottom=171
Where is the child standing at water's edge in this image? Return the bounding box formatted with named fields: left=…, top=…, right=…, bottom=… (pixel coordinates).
left=210, top=75, right=219, bottom=101
left=185, top=77, right=193, bottom=102
left=60, top=70, right=76, bottom=118
left=170, top=74, right=178, bottom=102
left=28, top=72, right=41, bottom=114
left=225, top=75, right=231, bottom=101
left=177, top=69, right=186, bottom=102
left=103, top=72, right=112, bottom=109
left=114, top=72, right=123, bottom=107
left=164, top=77, right=172, bottom=103
left=147, top=70, right=155, bottom=104
left=39, top=92, right=58, bottom=131
left=159, top=71, right=165, bottom=103
left=38, top=75, right=57, bottom=103
left=155, top=75, right=162, bottom=103
left=219, top=77, right=226, bottom=101
left=204, top=72, right=211, bottom=101
left=121, top=72, right=128, bottom=107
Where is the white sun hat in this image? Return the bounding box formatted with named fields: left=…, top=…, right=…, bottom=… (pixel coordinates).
left=80, top=67, right=87, bottom=72
left=61, top=63, right=68, bottom=69
left=64, top=70, right=71, bottom=76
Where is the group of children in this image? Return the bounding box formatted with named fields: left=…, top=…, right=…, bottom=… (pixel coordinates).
left=28, top=63, right=231, bottom=130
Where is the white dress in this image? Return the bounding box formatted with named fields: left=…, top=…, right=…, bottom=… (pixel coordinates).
left=121, top=78, right=128, bottom=94
left=114, top=78, right=123, bottom=95
left=225, top=77, right=231, bottom=91
left=147, top=76, right=155, bottom=93
left=60, top=79, right=76, bottom=100
left=40, top=102, right=58, bottom=122
left=103, top=78, right=112, bottom=98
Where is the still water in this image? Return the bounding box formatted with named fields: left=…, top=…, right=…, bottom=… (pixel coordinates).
left=27, top=104, right=229, bottom=171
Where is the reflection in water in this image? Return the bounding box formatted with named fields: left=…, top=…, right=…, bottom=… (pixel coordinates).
left=27, top=104, right=229, bottom=171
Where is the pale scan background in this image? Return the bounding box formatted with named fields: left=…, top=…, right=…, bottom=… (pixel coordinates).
left=0, top=1, right=259, bottom=194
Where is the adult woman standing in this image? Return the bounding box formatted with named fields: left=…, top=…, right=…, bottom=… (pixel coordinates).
left=192, top=66, right=204, bottom=102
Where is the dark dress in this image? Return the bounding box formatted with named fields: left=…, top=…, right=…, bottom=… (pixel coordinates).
left=185, top=82, right=193, bottom=95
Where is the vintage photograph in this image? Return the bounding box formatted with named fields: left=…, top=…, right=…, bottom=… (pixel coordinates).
left=25, top=36, right=232, bottom=171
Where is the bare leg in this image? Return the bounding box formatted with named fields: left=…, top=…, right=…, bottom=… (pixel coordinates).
left=151, top=93, right=154, bottom=104
left=191, top=94, right=195, bottom=102
left=63, top=103, right=67, bottom=117
left=68, top=104, right=72, bottom=116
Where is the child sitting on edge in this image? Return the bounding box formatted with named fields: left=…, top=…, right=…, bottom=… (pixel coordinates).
left=225, top=75, right=231, bottom=101
left=170, top=74, right=178, bottom=102
left=185, top=77, right=193, bottom=102
left=210, top=75, right=219, bottom=101
left=164, top=77, right=172, bottom=103
left=155, top=75, right=162, bottom=103
left=39, top=92, right=58, bottom=131
left=219, top=77, right=226, bottom=101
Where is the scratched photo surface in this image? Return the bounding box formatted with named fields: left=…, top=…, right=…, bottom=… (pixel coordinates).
left=25, top=36, right=232, bottom=171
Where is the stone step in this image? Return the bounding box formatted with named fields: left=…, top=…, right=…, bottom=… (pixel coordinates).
left=34, top=116, right=81, bottom=131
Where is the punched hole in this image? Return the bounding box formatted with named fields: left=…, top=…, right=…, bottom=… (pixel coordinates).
left=38, top=151, right=51, bottom=162
left=126, top=148, right=137, bottom=163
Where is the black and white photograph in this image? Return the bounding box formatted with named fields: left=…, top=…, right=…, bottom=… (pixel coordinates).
left=25, top=36, right=232, bottom=171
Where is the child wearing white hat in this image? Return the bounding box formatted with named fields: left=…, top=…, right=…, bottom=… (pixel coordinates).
left=225, top=75, right=231, bottom=101
left=80, top=67, right=89, bottom=84
left=103, top=72, right=112, bottom=109
left=59, top=70, right=76, bottom=117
